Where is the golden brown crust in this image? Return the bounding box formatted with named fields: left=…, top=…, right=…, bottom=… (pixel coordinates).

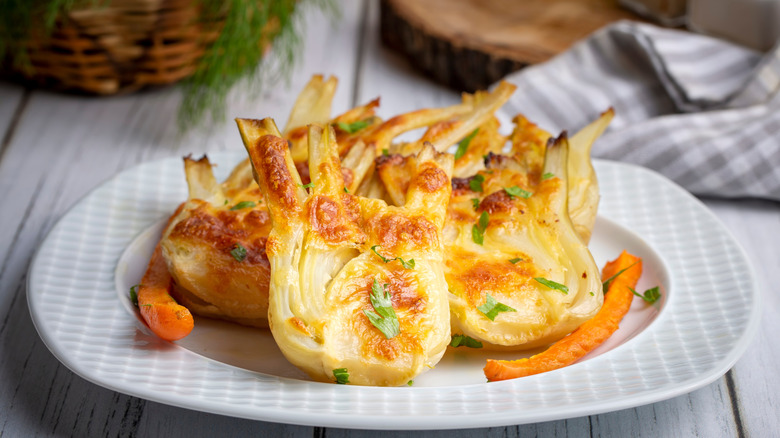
left=419, top=119, right=461, bottom=143
left=168, top=201, right=271, bottom=263
left=366, top=212, right=439, bottom=253
left=478, top=190, right=523, bottom=215
left=257, top=135, right=302, bottom=218
left=307, top=194, right=367, bottom=245
left=446, top=251, right=540, bottom=309
left=413, top=163, right=448, bottom=193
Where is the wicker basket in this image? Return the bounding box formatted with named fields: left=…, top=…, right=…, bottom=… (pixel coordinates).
left=13, top=0, right=224, bottom=95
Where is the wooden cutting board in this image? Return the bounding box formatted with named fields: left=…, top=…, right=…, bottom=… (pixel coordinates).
left=380, top=0, right=640, bottom=92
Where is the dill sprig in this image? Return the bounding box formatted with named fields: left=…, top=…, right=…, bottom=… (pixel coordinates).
left=178, top=0, right=338, bottom=129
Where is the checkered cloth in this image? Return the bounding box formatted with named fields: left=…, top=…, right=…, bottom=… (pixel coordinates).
left=500, top=20, right=780, bottom=201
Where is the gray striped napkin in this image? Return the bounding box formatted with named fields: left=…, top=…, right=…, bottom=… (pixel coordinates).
left=500, top=20, right=780, bottom=201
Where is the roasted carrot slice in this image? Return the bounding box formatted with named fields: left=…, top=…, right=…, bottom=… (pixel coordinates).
left=137, top=243, right=194, bottom=341
left=484, top=251, right=642, bottom=381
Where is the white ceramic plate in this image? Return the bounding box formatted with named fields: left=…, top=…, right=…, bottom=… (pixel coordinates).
left=27, top=153, right=760, bottom=430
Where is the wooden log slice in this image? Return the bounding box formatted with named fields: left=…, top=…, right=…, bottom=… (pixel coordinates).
left=380, top=0, right=639, bottom=92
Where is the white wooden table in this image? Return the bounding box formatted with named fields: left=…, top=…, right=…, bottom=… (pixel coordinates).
left=1, top=1, right=777, bottom=436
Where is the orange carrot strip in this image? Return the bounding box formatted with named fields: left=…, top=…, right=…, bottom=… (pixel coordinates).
left=137, top=243, right=194, bottom=341
left=136, top=204, right=193, bottom=341
left=484, top=251, right=642, bottom=381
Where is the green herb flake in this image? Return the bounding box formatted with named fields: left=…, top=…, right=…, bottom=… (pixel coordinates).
left=630, top=286, right=661, bottom=304
left=534, top=277, right=569, bottom=294
left=407, top=380, right=414, bottom=386
left=602, top=261, right=640, bottom=293
left=454, top=128, right=479, bottom=160
left=590, top=291, right=595, bottom=296
left=364, top=280, right=400, bottom=339
left=478, top=210, right=489, bottom=230
left=333, top=368, right=350, bottom=384
left=471, top=225, right=484, bottom=246
left=469, top=174, right=485, bottom=192
left=230, top=200, right=256, bottom=210
left=477, top=293, right=516, bottom=321
left=371, top=245, right=414, bottom=269
left=398, top=257, right=416, bottom=270
left=224, top=199, right=229, bottom=205
left=504, top=186, right=532, bottom=199
left=471, top=198, right=480, bottom=210
left=142, top=304, right=152, bottom=308
left=343, top=186, right=350, bottom=193
left=129, top=284, right=140, bottom=307
left=230, top=243, right=247, bottom=262
left=337, top=120, right=371, bottom=134
left=297, top=182, right=314, bottom=189
left=542, top=172, right=555, bottom=180
left=382, top=148, right=390, bottom=156
left=509, top=258, right=523, bottom=264
left=471, top=211, right=489, bottom=245
left=449, top=334, right=483, bottom=348
left=370, top=245, right=393, bottom=263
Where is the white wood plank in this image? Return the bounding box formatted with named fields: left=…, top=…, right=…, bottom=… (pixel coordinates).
left=136, top=402, right=316, bottom=437
left=0, top=82, right=25, bottom=142
left=587, top=381, right=738, bottom=437
left=704, top=198, right=780, bottom=436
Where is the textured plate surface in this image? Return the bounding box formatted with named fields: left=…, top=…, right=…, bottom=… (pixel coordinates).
left=27, top=153, right=760, bottom=430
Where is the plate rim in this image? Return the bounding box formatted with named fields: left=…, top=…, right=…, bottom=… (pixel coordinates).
left=26, top=153, right=762, bottom=430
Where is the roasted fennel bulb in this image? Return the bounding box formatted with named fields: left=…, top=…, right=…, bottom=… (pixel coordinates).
left=442, top=134, right=603, bottom=349
left=238, top=118, right=453, bottom=386
left=160, top=155, right=273, bottom=327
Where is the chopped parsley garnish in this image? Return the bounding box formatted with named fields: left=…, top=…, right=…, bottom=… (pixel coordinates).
left=630, top=286, right=661, bottom=304
left=590, top=291, right=595, bottom=296
left=224, top=199, right=229, bottom=205
left=504, top=186, right=532, bottom=199
left=454, top=128, right=479, bottom=160
left=382, top=148, right=389, bottom=156
left=333, top=368, right=350, bottom=384
left=469, top=174, right=485, bottom=192
left=542, top=172, right=555, bottom=180
left=370, top=245, right=415, bottom=269
left=471, top=211, right=489, bottom=245
left=534, top=277, right=569, bottom=294
left=407, top=380, right=414, bottom=386
left=297, top=182, right=314, bottom=189
left=230, top=200, right=256, bottom=210
left=471, top=198, right=480, bottom=210
left=129, top=284, right=140, bottom=307
left=398, top=258, right=415, bottom=269
left=337, top=119, right=371, bottom=134
left=477, top=293, right=516, bottom=321
left=508, top=258, right=523, bottom=264
left=602, top=261, right=640, bottom=293
left=230, top=243, right=247, bottom=262
left=449, top=334, right=483, bottom=348
left=371, top=245, right=393, bottom=263
left=343, top=186, right=350, bottom=193
left=364, top=280, right=400, bottom=339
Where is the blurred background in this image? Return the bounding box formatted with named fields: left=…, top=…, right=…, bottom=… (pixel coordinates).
left=2, top=0, right=777, bottom=132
